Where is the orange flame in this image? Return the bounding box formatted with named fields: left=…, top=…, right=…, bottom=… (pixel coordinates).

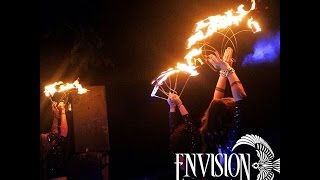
left=176, top=63, right=199, bottom=76
left=184, top=48, right=203, bottom=66
left=44, top=79, right=88, bottom=97
left=151, top=0, right=260, bottom=98
left=248, top=17, right=261, bottom=33
left=44, top=81, right=63, bottom=97
left=187, top=0, right=259, bottom=49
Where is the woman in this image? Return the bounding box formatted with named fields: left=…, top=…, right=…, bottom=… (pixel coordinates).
left=40, top=101, right=68, bottom=180
left=167, top=49, right=247, bottom=175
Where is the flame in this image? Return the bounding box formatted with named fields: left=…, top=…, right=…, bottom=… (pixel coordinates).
left=187, top=0, right=259, bottom=49
left=184, top=48, right=203, bottom=66
left=176, top=63, right=199, bottom=76
left=74, top=80, right=88, bottom=94
left=150, top=46, right=203, bottom=91
left=151, top=0, right=260, bottom=98
left=44, top=79, right=88, bottom=97
left=44, top=81, right=63, bottom=97
left=248, top=17, right=261, bottom=33
left=152, top=68, right=180, bottom=86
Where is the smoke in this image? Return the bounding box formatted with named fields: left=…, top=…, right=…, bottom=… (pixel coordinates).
left=242, top=30, right=280, bottom=67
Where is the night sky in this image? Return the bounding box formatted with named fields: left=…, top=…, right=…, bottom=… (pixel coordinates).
left=40, top=0, right=280, bottom=179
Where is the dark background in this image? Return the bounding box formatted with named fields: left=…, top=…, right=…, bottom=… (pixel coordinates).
left=40, top=0, right=280, bottom=179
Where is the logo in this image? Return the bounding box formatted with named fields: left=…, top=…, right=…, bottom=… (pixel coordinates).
left=174, top=134, right=280, bottom=180
left=232, top=134, right=280, bottom=180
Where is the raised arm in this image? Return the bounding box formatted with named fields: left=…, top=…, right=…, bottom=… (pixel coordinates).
left=168, top=93, right=188, bottom=116
left=167, top=93, right=201, bottom=153
left=227, top=70, right=247, bottom=101
left=213, top=74, right=227, bottom=100
left=208, top=50, right=247, bottom=101
left=167, top=93, right=182, bottom=133
left=51, top=102, right=60, bottom=134
left=58, top=102, right=68, bottom=137
left=209, top=48, right=234, bottom=100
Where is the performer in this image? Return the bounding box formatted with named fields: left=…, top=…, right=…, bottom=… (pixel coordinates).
left=40, top=101, right=68, bottom=180
left=167, top=49, right=247, bottom=178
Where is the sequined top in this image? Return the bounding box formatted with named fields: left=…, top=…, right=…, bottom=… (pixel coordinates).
left=168, top=99, right=247, bottom=156
left=210, top=99, right=247, bottom=178
left=168, top=112, right=202, bottom=154
left=204, top=99, right=247, bottom=153
left=168, top=99, right=246, bottom=179
left=46, top=132, right=68, bottom=178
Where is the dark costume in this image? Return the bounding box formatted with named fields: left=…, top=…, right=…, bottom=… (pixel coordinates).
left=41, top=132, right=68, bottom=179
left=168, top=99, right=247, bottom=179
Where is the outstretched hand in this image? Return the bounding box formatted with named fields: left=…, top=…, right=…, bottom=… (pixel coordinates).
left=57, top=101, right=66, bottom=112
left=206, top=48, right=233, bottom=72
left=223, top=47, right=233, bottom=67
left=205, top=51, right=221, bottom=71
left=167, top=95, right=176, bottom=108
left=206, top=53, right=230, bottom=72
left=52, top=101, right=66, bottom=118
left=167, top=93, right=183, bottom=107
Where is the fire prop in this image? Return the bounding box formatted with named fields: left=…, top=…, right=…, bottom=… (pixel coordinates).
left=44, top=78, right=88, bottom=104
left=151, top=0, right=261, bottom=100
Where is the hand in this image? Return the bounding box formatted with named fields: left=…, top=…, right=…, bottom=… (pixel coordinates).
left=57, top=101, right=66, bottom=112
left=168, top=93, right=183, bottom=107
left=205, top=51, right=220, bottom=71
left=51, top=102, right=60, bottom=118
left=207, top=52, right=230, bottom=72
left=167, top=94, right=176, bottom=108
left=223, top=47, right=233, bottom=67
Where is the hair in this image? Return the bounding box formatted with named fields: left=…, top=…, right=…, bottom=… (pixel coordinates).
left=40, top=132, right=59, bottom=164
left=200, top=97, right=236, bottom=148
left=40, top=133, right=50, bottom=167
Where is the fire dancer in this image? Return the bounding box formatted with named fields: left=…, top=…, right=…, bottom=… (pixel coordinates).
left=167, top=51, right=247, bottom=177
left=40, top=101, right=68, bottom=180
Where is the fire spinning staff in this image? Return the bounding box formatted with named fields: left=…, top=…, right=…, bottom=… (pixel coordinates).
left=151, top=0, right=261, bottom=101
left=44, top=78, right=88, bottom=105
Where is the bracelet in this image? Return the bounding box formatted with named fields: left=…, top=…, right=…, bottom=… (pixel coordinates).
left=178, top=104, right=183, bottom=108
left=219, top=70, right=228, bottom=77
left=230, top=81, right=241, bottom=87
left=215, top=87, right=225, bottom=93
left=220, top=67, right=235, bottom=77
left=61, top=112, right=66, bottom=115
